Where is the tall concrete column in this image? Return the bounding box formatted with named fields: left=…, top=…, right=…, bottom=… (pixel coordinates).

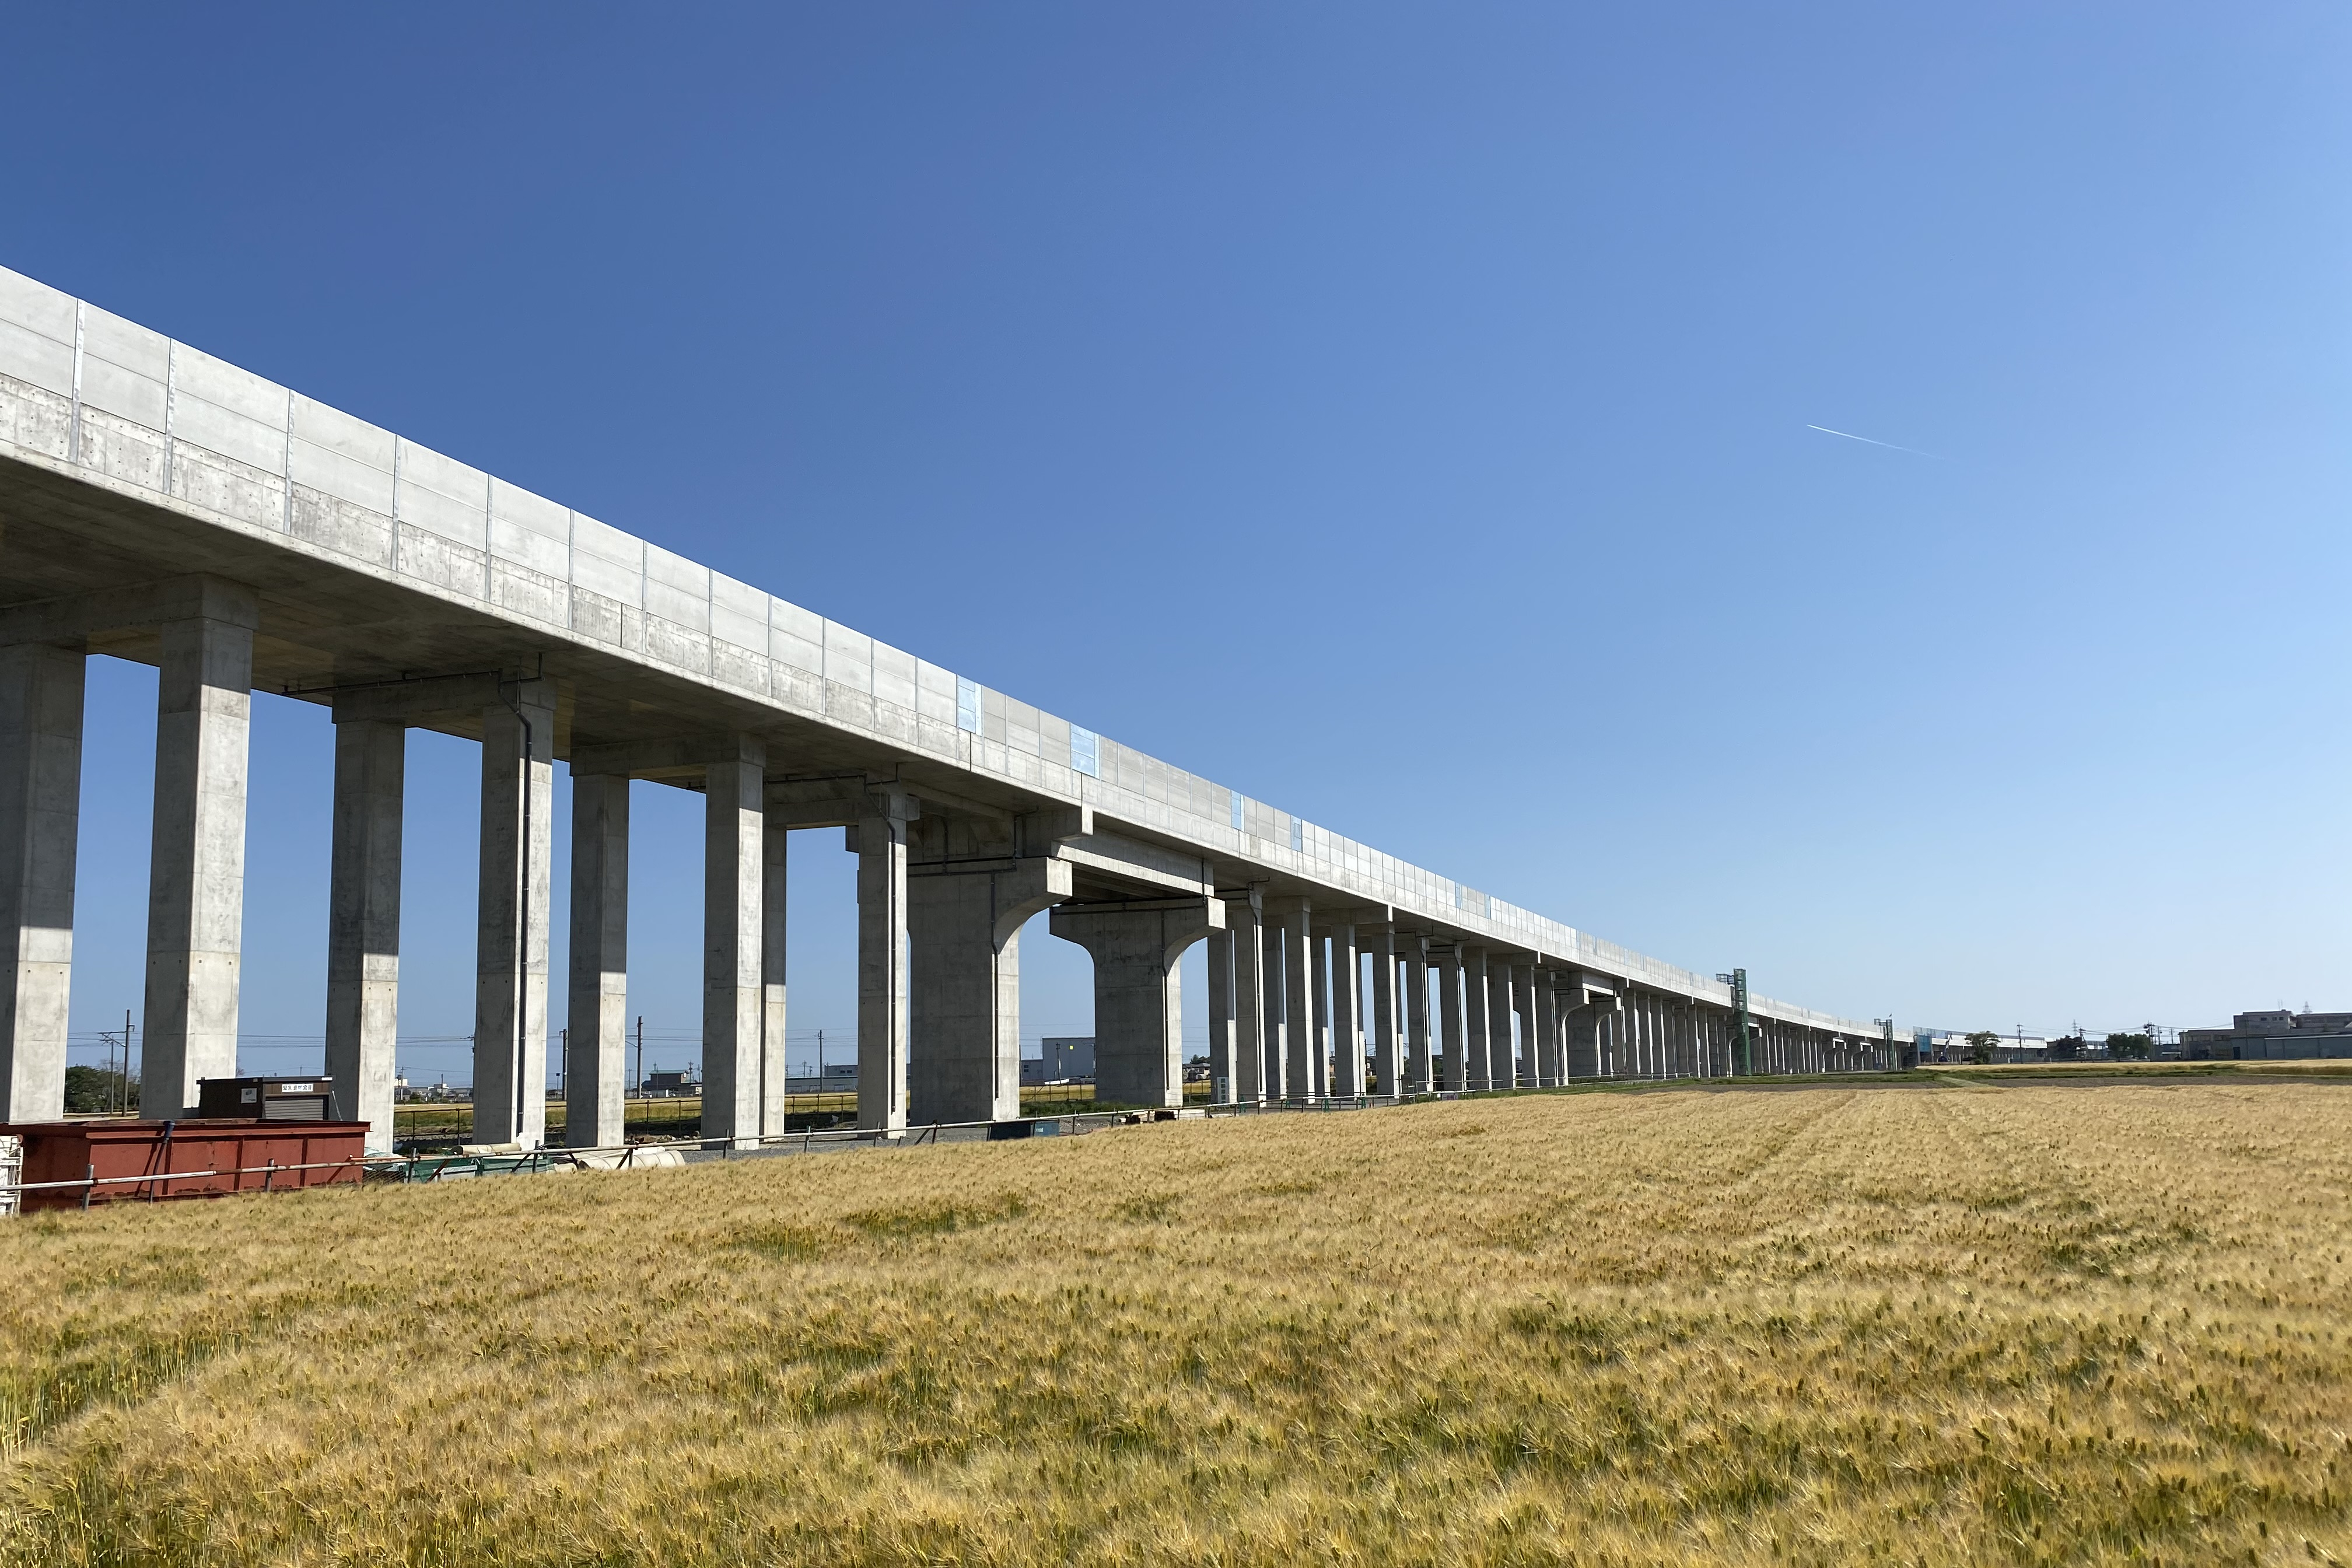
left=761, top=814, right=789, bottom=1135
left=565, top=769, right=628, bottom=1149
left=1367, top=926, right=1400, bottom=1096
left=854, top=789, right=912, bottom=1135
left=1051, top=896, right=1221, bottom=1110
left=1205, top=922, right=1236, bottom=1103
left=143, top=596, right=256, bottom=1118
left=473, top=683, right=555, bottom=1147
left=1402, top=932, right=1432, bottom=1094
left=702, top=740, right=765, bottom=1150
left=325, top=718, right=403, bottom=1150
left=1532, top=971, right=1559, bottom=1087
left=1462, top=946, right=1490, bottom=1090
left=1317, top=926, right=1336, bottom=1100
left=1328, top=922, right=1363, bottom=1098
left=1486, top=958, right=1516, bottom=1090
left=1511, top=964, right=1538, bottom=1085
left=1276, top=900, right=1314, bottom=1100
left=0, top=643, right=83, bottom=1124
left=908, top=856, right=1068, bottom=1124
left=1261, top=915, right=1287, bottom=1100
left=1229, top=888, right=1265, bottom=1104
left=1437, top=944, right=1467, bottom=1090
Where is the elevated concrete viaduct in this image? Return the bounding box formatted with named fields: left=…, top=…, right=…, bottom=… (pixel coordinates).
left=0, top=265, right=1900, bottom=1150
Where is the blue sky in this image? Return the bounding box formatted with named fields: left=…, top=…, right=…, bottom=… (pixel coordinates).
left=7, top=3, right=2347, bottom=1080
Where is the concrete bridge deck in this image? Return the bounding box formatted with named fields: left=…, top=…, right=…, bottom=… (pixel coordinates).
left=0, top=263, right=1897, bottom=1150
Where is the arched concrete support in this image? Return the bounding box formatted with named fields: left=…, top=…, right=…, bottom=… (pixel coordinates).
left=565, top=769, right=629, bottom=1150
left=908, top=854, right=1072, bottom=1125
left=326, top=716, right=404, bottom=1150
left=144, top=592, right=257, bottom=1119
left=1051, top=895, right=1223, bottom=1110
left=472, top=680, right=556, bottom=1147
left=1563, top=998, right=1609, bottom=1080
left=0, top=642, right=83, bottom=1125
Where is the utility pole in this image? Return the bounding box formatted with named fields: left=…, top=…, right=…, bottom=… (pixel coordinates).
left=635, top=1015, right=645, bottom=1100
left=123, top=1009, right=135, bottom=1114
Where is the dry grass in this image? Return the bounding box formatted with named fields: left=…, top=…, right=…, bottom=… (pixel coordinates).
left=4, top=1082, right=2350, bottom=1566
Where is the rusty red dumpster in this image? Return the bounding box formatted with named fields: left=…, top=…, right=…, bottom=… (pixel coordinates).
left=0, top=1119, right=370, bottom=1213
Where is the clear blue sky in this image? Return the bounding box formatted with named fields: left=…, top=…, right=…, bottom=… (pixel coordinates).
left=8, top=3, right=2347, bottom=1079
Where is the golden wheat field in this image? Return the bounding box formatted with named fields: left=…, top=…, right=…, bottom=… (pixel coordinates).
left=4, top=1082, right=2350, bottom=1567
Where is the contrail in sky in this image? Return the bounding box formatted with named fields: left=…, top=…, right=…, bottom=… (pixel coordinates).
left=1806, top=424, right=1947, bottom=460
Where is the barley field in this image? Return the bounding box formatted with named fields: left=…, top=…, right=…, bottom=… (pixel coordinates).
left=3, top=1082, right=2348, bottom=1566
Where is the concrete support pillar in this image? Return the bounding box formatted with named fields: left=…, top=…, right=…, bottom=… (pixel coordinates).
left=1367, top=926, right=1399, bottom=1096
left=1276, top=900, right=1314, bottom=1100
left=1462, top=946, right=1490, bottom=1090
left=325, top=718, right=403, bottom=1150
left=0, top=643, right=83, bottom=1124
left=853, top=790, right=913, bottom=1135
left=1532, top=971, right=1559, bottom=1087
left=472, top=683, right=555, bottom=1147
left=1486, top=958, right=1516, bottom=1090
left=1524, top=964, right=1542, bottom=1086
left=142, top=599, right=256, bottom=1118
left=1261, top=914, right=1288, bottom=1100
left=1205, top=922, right=1236, bottom=1103
left=1438, top=945, right=1468, bottom=1090
left=1402, top=933, right=1432, bottom=1094
left=761, top=815, right=789, bottom=1135
left=908, top=855, right=1068, bottom=1125
left=565, top=770, right=629, bottom=1150
left=702, top=741, right=766, bottom=1150
left=1317, top=930, right=1336, bottom=1090
left=1051, top=896, right=1221, bottom=1110
left=1328, top=923, right=1363, bottom=1098
left=1230, top=888, right=1265, bottom=1103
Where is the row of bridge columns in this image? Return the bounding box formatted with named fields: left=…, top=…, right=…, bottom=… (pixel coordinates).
left=0, top=578, right=1887, bottom=1153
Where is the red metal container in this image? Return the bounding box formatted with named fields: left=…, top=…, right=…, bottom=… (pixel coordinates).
left=0, top=1119, right=370, bottom=1212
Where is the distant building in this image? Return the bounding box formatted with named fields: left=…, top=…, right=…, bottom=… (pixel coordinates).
left=645, top=1069, right=696, bottom=1094
left=1020, top=1037, right=1095, bottom=1086
left=2180, top=1010, right=2352, bottom=1060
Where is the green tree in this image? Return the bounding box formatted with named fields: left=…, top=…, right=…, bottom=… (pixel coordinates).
left=2105, top=1032, right=2153, bottom=1061
left=62, top=1064, right=136, bottom=1114
left=1963, top=1031, right=2001, bottom=1065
